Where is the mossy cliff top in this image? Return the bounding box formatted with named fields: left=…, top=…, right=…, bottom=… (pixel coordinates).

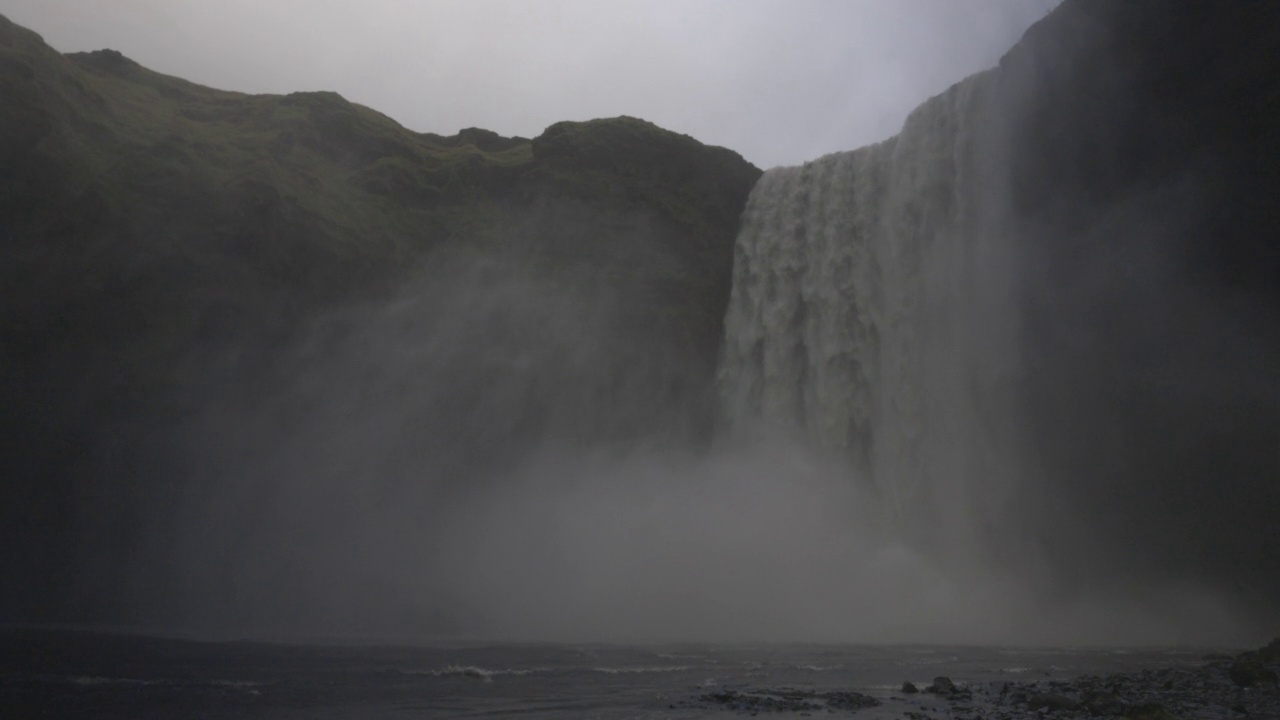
left=0, top=10, right=759, bottom=373
left=0, top=12, right=761, bottom=624
left=0, top=11, right=758, bottom=289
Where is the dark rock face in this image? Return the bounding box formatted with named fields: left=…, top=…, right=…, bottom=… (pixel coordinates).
left=1229, top=652, right=1278, bottom=688
left=991, top=0, right=1280, bottom=618
left=0, top=13, right=758, bottom=627
left=1260, top=637, right=1280, bottom=662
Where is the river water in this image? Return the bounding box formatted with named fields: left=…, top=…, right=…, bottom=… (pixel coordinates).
left=2, top=628, right=1222, bottom=718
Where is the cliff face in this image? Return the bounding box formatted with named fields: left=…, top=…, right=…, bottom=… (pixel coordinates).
left=719, top=0, right=1280, bottom=622
left=0, top=14, right=759, bottom=625
left=1001, top=0, right=1280, bottom=612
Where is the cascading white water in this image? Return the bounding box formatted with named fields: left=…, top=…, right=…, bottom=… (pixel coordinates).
left=719, top=69, right=1023, bottom=536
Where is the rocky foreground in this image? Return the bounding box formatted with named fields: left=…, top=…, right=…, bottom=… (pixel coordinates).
left=680, top=640, right=1280, bottom=719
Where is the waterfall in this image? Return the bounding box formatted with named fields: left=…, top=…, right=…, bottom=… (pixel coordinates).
left=719, top=69, right=1021, bottom=530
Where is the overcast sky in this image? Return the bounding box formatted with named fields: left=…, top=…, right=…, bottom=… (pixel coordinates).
left=1, top=0, right=1058, bottom=169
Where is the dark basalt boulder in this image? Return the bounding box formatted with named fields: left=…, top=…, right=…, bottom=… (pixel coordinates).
left=925, top=676, right=955, bottom=693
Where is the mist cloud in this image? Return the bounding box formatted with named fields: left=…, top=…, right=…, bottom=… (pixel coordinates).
left=128, top=245, right=1257, bottom=648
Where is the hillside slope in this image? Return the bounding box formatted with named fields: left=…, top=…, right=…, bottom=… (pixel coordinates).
left=0, top=14, right=759, bottom=625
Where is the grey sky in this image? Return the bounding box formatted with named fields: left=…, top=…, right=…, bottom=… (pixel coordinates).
left=1, top=0, right=1058, bottom=168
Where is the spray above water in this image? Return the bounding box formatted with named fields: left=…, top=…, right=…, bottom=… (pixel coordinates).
left=4, top=1, right=1279, bottom=653
left=709, top=70, right=1251, bottom=645
left=711, top=6, right=1280, bottom=643
left=159, top=180, right=1254, bottom=646
left=72, top=3, right=1275, bottom=648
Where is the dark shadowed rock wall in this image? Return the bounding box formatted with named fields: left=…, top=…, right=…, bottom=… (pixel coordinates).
left=1001, top=0, right=1280, bottom=618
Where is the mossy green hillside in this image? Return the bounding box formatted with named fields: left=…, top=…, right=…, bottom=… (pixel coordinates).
left=0, top=11, right=760, bottom=500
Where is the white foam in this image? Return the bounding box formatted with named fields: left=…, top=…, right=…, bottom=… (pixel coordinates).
left=407, top=665, right=551, bottom=681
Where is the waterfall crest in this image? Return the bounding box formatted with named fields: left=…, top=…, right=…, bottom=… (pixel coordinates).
left=719, top=70, right=1020, bottom=526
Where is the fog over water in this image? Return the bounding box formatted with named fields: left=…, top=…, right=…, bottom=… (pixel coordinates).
left=139, top=244, right=1258, bottom=648
left=4, top=1, right=1278, bottom=649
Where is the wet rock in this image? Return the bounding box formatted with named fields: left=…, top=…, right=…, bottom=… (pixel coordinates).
left=690, top=643, right=1280, bottom=718
left=951, top=650, right=1280, bottom=720
left=1229, top=652, right=1277, bottom=687
left=695, top=687, right=878, bottom=714
left=698, top=689, right=820, bottom=713
left=1083, top=689, right=1124, bottom=716
left=1027, top=692, right=1081, bottom=713
left=821, top=691, right=879, bottom=711
left=926, top=676, right=956, bottom=694
left=923, top=674, right=974, bottom=702
left=1260, top=638, right=1280, bottom=662
left=1125, top=702, right=1182, bottom=720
